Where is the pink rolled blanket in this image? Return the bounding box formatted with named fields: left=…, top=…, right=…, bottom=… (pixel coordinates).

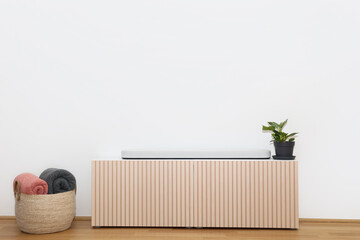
left=13, top=173, right=48, bottom=195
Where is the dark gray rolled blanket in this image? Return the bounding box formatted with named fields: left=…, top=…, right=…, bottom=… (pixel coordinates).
left=39, top=168, right=76, bottom=194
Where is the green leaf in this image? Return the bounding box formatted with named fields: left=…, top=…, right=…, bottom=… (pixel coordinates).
left=262, top=125, right=275, bottom=131
left=267, top=122, right=280, bottom=129
left=272, top=133, right=280, bottom=142
left=287, top=132, right=298, bottom=138
left=278, top=132, right=288, bottom=142
left=288, top=138, right=295, bottom=142
left=279, top=119, right=288, bottom=131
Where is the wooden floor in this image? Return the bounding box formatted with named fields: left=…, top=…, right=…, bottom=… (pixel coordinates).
left=1, top=220, right=360, bottom=240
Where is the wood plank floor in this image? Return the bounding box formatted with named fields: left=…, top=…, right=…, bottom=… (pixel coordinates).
left=1, top=220, right=360, bottom=240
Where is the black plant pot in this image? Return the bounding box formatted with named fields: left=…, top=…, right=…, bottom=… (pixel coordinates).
left=274, top=141, right=295, bottom=157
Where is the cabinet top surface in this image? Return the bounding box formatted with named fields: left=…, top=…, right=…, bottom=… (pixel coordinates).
left=92, top=159, right=297, bottom=162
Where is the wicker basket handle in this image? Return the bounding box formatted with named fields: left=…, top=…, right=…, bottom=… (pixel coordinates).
left=13, top=180, right=21, bottom=201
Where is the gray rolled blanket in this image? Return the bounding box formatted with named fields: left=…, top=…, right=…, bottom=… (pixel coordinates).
left=39, top=168, right=76, bottom=194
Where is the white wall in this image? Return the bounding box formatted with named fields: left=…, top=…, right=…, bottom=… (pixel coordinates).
left=1, top=0, right=359, bottom=219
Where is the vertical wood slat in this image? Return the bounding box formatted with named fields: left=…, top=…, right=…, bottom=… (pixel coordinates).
left=155, top=161, right=159, bottom=227
left=159, top=161, right=163, bottom=226
left=116, top=161, right=121, bottom=226
left=103, top=161, right=107, bottom=225
left=99, top=161, right=104, bottom=226
left=263, top=161, right=268, bottom=228
left=209, top=162, right=213, bottom=227
left=246, top=162, right=251, bottom=227
left=164, top=161, right=168, bottom=227
left=189, top=161, right=194, bottom=227
left=210, top=161, right=215, bottom=227
left=92, top=160, right=298, bottom=229
left=219, top=161, right=223, bottom=227
left=147, top=162, right=151, bottom=226
left=194, top=161, right=198, bottom=227
left=267, top=162, right=272, bottom=228
left=125, top=161, right=130, bottom=226
left=232, top=161, right=237, bottom=227
left=172, top=161, right=177, bottom=226
left=185, top=161, right=189, bottom=226
left=250, top=162, right=254, bottom=227
left=276, top=162, right=281, bottom=227
left=286, top=162, right=290, bottom=229
left=108, top=161, right=112, bottom=226
left=96, top=161, right=100, bottom=226
left=134, top=161, right=138, bottom=226
left=91, top=161, right=95, bottom=226
left=177, top=161, right=181, bottom=226
left=294, top=161, right=299, bottom=229
left=290, top=162, right=294, bottom=228
left=241, top=162, right=246, bottom=226
left=112, top=161, right=117, bottom=225
left=152, top=161, right=156, bottom=226
left=254, top=162, right=259, bottom=228
left=259, top=161, right=264, bottom=228
left=281, top=162, right=286, bottom=228
left=138, top=161, right=142, bottom=226
left=272, top=161, right=277, bottom=227
left=121, top=161, right=125, bottom=225
left=228, top=161, right=233, bottom=228
left=167, top=161, right=172, bottom=227
left=237, top=162, right=242, bottom=227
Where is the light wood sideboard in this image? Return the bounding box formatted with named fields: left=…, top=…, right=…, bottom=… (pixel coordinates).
left=92, top=160, right=298, bottom=229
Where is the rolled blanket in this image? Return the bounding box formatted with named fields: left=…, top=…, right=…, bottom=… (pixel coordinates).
left=39, top=168, right=76, bottom=194
left=13, top=173, right=48, bottom=195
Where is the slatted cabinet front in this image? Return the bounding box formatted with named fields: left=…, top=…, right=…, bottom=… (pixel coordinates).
left=92, top=160, right=298, bottom=229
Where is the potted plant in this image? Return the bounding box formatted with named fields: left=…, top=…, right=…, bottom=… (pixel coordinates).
left=262, top=119, right=298, bottom=159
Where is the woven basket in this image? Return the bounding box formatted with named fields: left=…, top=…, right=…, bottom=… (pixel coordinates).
left=14, top=181, right=76, bottom=234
